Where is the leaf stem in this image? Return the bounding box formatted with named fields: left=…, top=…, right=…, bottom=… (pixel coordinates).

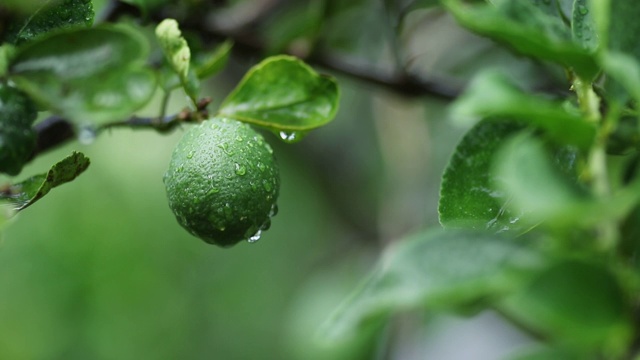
left=577, top=77, right=619, bottom=250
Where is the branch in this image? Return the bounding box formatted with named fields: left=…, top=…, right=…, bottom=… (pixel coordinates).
left=30, top=98, right=212, bottom=159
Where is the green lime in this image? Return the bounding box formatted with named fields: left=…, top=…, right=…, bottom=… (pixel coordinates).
left=164, top=117, right=280, bottom=247
left=0, top=83, right=37, bottom=176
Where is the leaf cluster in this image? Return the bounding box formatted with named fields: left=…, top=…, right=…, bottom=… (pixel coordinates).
left=324, top=1, right=640, bottom=358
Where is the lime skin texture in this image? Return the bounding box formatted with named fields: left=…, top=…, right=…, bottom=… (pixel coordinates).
left=164, top=117, right=280, bottom=247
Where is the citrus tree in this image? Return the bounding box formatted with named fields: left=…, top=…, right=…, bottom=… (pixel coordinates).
left=2, top=0, right=640, bottom=359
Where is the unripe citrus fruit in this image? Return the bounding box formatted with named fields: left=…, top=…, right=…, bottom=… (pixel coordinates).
left=164, top=117, right=279, bottom=247
left=0, top=83, right=37, bottom=176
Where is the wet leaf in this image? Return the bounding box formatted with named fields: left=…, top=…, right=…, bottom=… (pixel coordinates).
left=442, top=0, right=598, bottom=79
left=219, top=55, right=339, bottom=136
left=439, top=119, right=525, bottom=232
left=2, top=0, right=94, bottom=45
left=8, top=25, right=155, bottom=123
left=1, top=152, right=90, bottom=211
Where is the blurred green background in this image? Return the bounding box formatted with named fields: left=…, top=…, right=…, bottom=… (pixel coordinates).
left=0, top=0, right=568, bottom=359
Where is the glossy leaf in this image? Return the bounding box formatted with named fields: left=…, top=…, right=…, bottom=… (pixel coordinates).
left=439, top=120, right=525, bottom=232
left=219, top=55, right=340, bottom=135
left=0, top=84, right=37, bottom=176
left=321, top=229, right=544, bottom=341
left=2, top=0, right=94, bottom=45
left=450, top=71, right=596, bottom=150
left=442, top=0, right=598, bottom=79
left=195, top=40, right=233, bottom=79
left=155, top=19, right=199, bottom=102
left=499, top=260, right=632, bottom=355
left=8, top=26, right=155, bottom=123
left=9, top=25, right=148, bottom=80
left=1, top=152, right=90, bottom=211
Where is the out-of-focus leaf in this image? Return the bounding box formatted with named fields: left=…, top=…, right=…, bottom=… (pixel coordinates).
left=507, top=346, right=582, bottom=360
left=439, top=120, right=526, bottom=232
left=8, top=26, right=155, bottom=123
left=320, top=229, right=544, bottom=341
left=2, top=0, right=94, bottom=45
left=499, top=260, right=632, bottom=355
left=264, top=1, right=323, bottom=55
left=195, top=40, right=233, bottom=79
left=219, top=55, right=339, bottom=142
left=572, top=0, right=598, bottom=52
left=442, top=0, right=598, bottom=79
left=0, top=83, right=37, bottom=176
left=119, top=0, right=169, bottom=14
left=13, top=68, right=156, bottom=124
left=9, top=25, right=148, bottom=79
left=0, top=152, right=90, bottom=211
left=155, top=19, right=199, bottom=102
left=601, top=52, right=640, bottom=105
left=0, top=45, right=16, bottom=77
left=450, top=71, right=596, bottom=150
left=596, top=0, right=640, bottom=102
left=493, top=134, right=589, bottom=227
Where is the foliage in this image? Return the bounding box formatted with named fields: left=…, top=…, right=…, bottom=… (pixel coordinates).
left=321, top=0, right=640, bottom=359
left=3, top=0, right=640, bottom=359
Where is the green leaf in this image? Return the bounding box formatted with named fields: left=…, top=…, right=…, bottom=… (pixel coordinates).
left=321, top=229, right=544, bottom=341
left=12, top=68, right=157, bottom=124
left=0, top=152, right=90, bottom=211
left=195, top=40, right=233, bottom=79
left=218, top=55, right=340, bottom=140
left=2, top=0, right=94, bottom=45
left=439, top=120, right=526, bottom=232
left=507, top=346, right=583, bottom=360
left=450, top=70, right=596, bottom=150
left=155, top=19, right=199, bottom=103
left=493, top=134, right=590, bottom=227
left=0, top=45, right=16, bottom=77
left=572, top=0, right=598, bottom=52
left=10, top=25, right=148, bottom=80
left=119, top=0, right=169, bottom=14
left=498, top=260, right=632, bottom=355
left=0, top=83, right=37, bottom=176
left=8, top=25, right=156, bottom=123
left=600, top=52, right=640, bottom=104
left=442, top=0, right=598, bottom=79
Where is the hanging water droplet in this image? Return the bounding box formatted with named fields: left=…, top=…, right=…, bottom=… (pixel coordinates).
left=235, top=163, right=246, bottom=176
left=78, top=125, right=96, bottom=145
left=260, top=219, right=272, bottom=231
left=279, top=131, right=298, bottom=142
left=248, top=229, right=262, bottom=243
left=269, top=204, right=279, bottom=217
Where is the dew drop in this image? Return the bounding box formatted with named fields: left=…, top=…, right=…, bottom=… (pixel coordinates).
left=578, top=5, right=588, bottom=15
left=279, top=131, right=298, bottom=143
left=256, top=162, right=266, bottom=172
left=248, top=229, right=262, bottom=243
left=186, top=151, right=194, bottom=159
left=207, top=187, right=220, bottom=195
left=269, top=204, right=279, bottom=217
left=78, top=126, right=96, bottom=145
left=262, top=180, right=272, bottom=192
left=223, top=203, right=233, bottom=219
left=235, top=163, right=247, bottom=176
